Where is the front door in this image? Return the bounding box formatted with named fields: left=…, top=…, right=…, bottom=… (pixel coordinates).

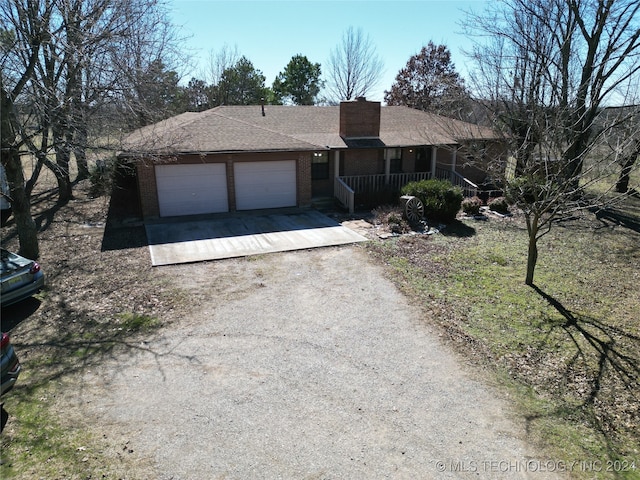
left=416, top=147, right=431, bottom=173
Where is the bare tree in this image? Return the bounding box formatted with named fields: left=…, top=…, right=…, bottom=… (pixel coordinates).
left=1, top=0, right=185, bottom=254
left=326, top=26, right=384, bottom=101
left=616, top=137, right=640, bottom=193
left=113, top=1, right=187, bottom=128
left=463, top=0, right=640, bottom=286
left=206, top=43, right=241, bottom=87
left=1, top=0, right=54, bottom=259
left=384, top=42, right=470, bottom=118
left=604, top=106, right=640, bottom=193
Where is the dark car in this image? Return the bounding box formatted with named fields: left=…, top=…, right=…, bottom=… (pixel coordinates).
left=1, top=332, right=21, bottom=397
left=1, top=248, right=45, bottom=307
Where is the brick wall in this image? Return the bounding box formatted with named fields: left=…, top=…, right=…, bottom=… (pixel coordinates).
left=297, top=152, right=312, bottom=207
left=136, top=160, right=160, bottom=218
left=343, top=149, right=384, bottom=175
left=226, top=155, right=236, bottom=211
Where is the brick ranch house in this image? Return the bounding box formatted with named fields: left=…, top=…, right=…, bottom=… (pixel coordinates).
left=119, top=98, right=505, bottom=218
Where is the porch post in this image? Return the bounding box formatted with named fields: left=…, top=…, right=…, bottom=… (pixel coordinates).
left=451, top=147, right=458, bottom=177
left=431, top=146, right=437, bottom=178
left=384, top=149, right=390, bottom=185
left=334, top=150, right=340, bottom=178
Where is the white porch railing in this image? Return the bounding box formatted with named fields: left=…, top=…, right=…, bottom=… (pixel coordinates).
left=434, top=167, right=478, bottom=197
left=334, top=170, right=477, bottom=213
left=334, top=177, right=355, bottom=213
left=340, top=172, right=432, bottom=194
left=335, top=172, right=432, bottom=213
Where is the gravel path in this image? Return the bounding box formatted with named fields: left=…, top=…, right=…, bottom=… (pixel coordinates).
left=78, top=246, right=562, bottom=479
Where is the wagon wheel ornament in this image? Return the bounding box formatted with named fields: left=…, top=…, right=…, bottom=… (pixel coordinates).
left=403, top=196, right=424, bottom=223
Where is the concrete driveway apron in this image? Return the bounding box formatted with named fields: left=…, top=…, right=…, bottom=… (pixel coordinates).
left=145, top=209, right=368, bottom=266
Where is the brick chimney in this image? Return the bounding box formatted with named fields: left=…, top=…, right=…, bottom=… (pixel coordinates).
left=339, top=97, right=381, bottom=138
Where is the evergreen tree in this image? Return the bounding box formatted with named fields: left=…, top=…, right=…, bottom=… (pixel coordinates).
left=272, top=54, right=323, bottom=105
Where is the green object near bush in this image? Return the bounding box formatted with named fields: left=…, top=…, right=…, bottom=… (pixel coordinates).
left=401, top=179, right=463, bottom=222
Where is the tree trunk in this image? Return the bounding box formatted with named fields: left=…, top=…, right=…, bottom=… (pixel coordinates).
left=1, top=88, right=40, bottom=259
left=615, top=141, right=639, bottom=193
left=75, top=149, right=89, bottom=181
left=53, top=124, right=74, bottom=203
left=616, top=156, right=635, bottom=193
left=563, top=137, right=586, bottom=191
left=525, top=213, right=539, bottom=286
left=2, top=151, right=39, bottom=259
left=56, top=173, right=73, bottom=203
left=74, top=124, right=90, bottom=181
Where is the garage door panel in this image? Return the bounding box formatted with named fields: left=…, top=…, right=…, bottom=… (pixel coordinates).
left=234, top=161, right=297, bottom=210
left=156, top=164, right=228, bottom=217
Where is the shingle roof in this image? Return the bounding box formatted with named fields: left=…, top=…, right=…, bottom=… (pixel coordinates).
left=121, top=105, right=500, bottom=155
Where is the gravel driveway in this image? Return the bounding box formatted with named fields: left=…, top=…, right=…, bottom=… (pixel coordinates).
left=78, top=246, right=561, bottom=479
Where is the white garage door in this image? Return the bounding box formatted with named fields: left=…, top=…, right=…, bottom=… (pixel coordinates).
left=234, top=161, right=297, bottom=210
left=156, top=164, right=228, bottom=217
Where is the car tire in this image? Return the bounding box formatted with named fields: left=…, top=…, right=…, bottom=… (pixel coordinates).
left=1, top=405, right=8, bottom=433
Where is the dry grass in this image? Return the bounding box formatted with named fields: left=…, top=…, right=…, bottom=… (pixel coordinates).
left=1, top=169, right=186, bottom=478
left=367, top=200, right=640, bottom=478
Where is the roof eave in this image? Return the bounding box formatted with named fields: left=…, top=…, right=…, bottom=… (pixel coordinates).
left=119, top=146, right=330, bottom=158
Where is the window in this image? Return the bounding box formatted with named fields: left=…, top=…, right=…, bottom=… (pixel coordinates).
left=385, top=148, right=403, bottom=173
left=311, top=152, right=329, bottom=180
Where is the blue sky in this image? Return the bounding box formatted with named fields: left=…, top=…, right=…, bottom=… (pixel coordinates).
left=169, top=0, right=488, bottom=102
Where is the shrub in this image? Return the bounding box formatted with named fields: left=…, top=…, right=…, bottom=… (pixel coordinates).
left=461, top=196, right=483, bottom=215
left=401, top=179, right=463, bottom=222
left=505, top=176, right=542, bottom=204
left=488, top=196, right=510, bottom=214
left=387, top=212, right=403, bottom=225
left=372, top=205, right=411, bottom=234
left=89, top=158, right=114, bottom=197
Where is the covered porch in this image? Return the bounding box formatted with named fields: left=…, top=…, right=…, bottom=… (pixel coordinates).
left=331, top=147, right=479, bottom=213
